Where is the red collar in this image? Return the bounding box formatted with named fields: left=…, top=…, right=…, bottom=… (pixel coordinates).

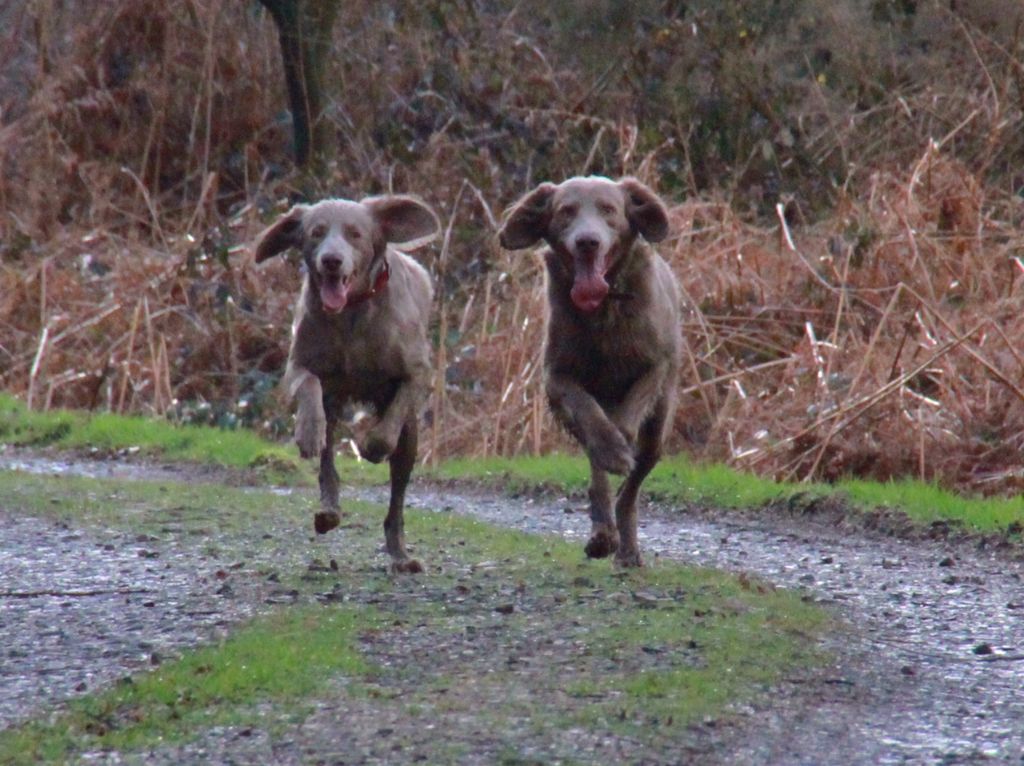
left=346, top=258, right=390, bottom=308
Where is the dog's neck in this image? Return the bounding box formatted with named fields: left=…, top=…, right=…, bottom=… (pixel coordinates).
left=345, top=256, right=390, bottom=309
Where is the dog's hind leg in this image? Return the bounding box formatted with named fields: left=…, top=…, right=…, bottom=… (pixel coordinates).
left=612, top=397, right=668, bottom=568
left=314, top=413, right=342, bottom=534
left=383, top=418, right=423, bottom=574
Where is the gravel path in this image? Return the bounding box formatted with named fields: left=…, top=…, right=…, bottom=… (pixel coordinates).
left=2, top=454, right=1024, bottom=764
left=0, top=512, right=261, bottom=729
left=375, top=486, right=1024, bottom=765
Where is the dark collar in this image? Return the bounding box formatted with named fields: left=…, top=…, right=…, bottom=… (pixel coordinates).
left=345, top=257, right=390, bottom=309
left=603, top=248, right=630, bottom=301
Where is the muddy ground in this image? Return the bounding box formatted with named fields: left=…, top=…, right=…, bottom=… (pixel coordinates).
left=2, top=451, right=1023, bottom=764
left=390, top=485, right=1024, bottom=764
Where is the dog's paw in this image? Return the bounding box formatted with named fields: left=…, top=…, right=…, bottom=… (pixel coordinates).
left=295, top=413, right=326, bottom=459
left=358, top=429, right=396, bottom=464
left=589, top=427, right=635, bottom=476
left=584, top=528, right=620, bottom=559
left=614, top=549, right=644, bottom=569
left=390, top=558, right=424, bottom=575
left=314, top=510, right=340, bottom=535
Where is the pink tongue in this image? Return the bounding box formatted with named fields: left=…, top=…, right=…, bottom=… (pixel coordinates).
left=320, top=281, right=349, bottom=313
left=571, top=274, right=609, bottom=313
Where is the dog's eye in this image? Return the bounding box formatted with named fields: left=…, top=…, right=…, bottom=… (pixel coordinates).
left=597, top=203, right=616, bottom=215
left=556, top=204, right=578, bottom=218
left=310, top=224, right=328, bottom=240
left=345, top=226, right=362, bottom=241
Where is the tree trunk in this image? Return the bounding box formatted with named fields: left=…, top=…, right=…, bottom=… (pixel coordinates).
left=258, top=0, right=341, bottom=169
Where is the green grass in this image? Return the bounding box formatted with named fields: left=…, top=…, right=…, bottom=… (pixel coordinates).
left=431, top=452, right=1024, bottom=534
left=433, top=453, right=796, bottom=508
left=4, top=392, right=1023, bottom=534
left=0, top=606, right=373, bottom=763
left=0, top=469, right=297, bottom=532
left=838, top=477, right=1024, bottom=531
left=571, top=566, right=824, bottom=730
left=0, top=468, right=827, bottom=762
left=0, top=393, right=300, bottom=480
left=433, top=452, right=790, bottom=509
left=434, top=454, right=593, bottom=492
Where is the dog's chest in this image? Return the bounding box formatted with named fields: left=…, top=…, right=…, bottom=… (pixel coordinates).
left=294, top=309, right=414, bottom=384
left=563, top=304, right=661, bottom=357
left=548, top=313, right=657, bottom=389
left=316, top=324, right=403, bottom=377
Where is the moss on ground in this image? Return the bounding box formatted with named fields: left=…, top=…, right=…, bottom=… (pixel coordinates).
left=0, top=394, right=300, bottom=482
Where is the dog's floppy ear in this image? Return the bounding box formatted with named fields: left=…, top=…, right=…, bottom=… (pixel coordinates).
left=498, top=182, right=556, bottom=250
left=620, top=177, right=669, bottom=243
left=254, top=204, right=307, bottom=262
left=363, top=195, right=441, bottom=251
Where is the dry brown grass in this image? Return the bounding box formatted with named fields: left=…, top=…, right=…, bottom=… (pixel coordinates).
left=3, top=0, right=1024, bottom=493
left=667, top=148, right=1024, bottom=491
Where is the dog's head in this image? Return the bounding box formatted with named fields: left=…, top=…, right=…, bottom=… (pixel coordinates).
left=498, top=176, right=669, bottom=313
left=254, top=195, right=439, bottom=314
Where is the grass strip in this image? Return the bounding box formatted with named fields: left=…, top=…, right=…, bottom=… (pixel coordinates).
left=432, top=453, right=1024, bottom=534
left=0, top=470, right=826, bottom=763
left=0, top=394, right=299, bottom=480
left=0, top=606, right=372, bottom=763
left=5, top=393, right=1020, bottom=534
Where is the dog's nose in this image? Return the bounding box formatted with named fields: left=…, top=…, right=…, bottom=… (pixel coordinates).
left=574, top=235, right=600, bottom=256
left=321, top=254, right=342, bottom=273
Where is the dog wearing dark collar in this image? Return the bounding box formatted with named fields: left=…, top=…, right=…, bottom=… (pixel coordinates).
left=255, top=195, right=440, bottom=573
left=499, top=176, right=682, bottom=567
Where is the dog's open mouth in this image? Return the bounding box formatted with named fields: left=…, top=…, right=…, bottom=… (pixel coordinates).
left=320, top=274, right=351, bottom=313
left=571, top=271, right=610, bottom=313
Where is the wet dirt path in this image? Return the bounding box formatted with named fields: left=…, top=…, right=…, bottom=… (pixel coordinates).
left=0, top=456, right=281, bottom=731
left=2, top=453, right=1024, bottom=764
left=370, top=486, right=1024, bottom=765
left=0, top=511, right=261, bottom=729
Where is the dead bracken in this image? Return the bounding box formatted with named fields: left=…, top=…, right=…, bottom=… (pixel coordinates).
left=2, top=3, right=1024, bottom=497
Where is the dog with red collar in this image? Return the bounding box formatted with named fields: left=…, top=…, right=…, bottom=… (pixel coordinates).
left=254, top=195, right=440, bottom=573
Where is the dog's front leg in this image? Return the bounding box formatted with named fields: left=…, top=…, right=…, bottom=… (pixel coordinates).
left=547, top=373, right=634, bottom=475
left=583, top=461, right=620, bottom=559
left=360, top=373, right=427, bottom=464
left=286, top=363, right=341, bottom=534
left=314, top=415, right=343, bottom=534
left=287, top=364, right=327, bottom=459
left=609, top=360, right=672, bottom=447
